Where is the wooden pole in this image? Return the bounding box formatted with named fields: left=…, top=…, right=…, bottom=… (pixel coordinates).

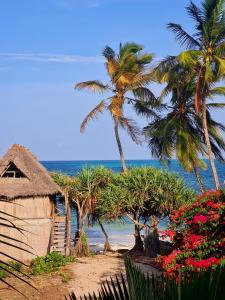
left=65, top=191, right=71, bottom=256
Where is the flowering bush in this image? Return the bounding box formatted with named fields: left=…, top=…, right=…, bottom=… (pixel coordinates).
left=161, top=189, right=225, bottom=276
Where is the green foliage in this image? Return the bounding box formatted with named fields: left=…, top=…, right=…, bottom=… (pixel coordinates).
left=31, top=252, right=75, bottom=275
left=0, top=269, right=7, bottom=280
left=67, top=258, right=225, bottom=299
left=0, top=261, right=23, bottom=279
left=59, top=271, right=72, bottom=283
left=97, top=167, right=195, bottom=220
left=9, top=261, right=22, bottom=272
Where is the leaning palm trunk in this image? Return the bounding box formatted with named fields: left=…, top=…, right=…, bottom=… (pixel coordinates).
left=202, top=98, right=220, bottom=190
left=114, top=117, right=128, bottom=173
left=192, top=163, right=205, bottom=192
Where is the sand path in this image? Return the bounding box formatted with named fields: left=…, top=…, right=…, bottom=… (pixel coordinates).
left=67, top=253, right=160, bottom=298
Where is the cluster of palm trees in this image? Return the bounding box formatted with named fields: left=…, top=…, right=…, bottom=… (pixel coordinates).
left=75, top=0, right=225, bottom=191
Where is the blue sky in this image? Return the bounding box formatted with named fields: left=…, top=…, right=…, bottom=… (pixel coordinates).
left=0, top=0, right=224, bottom=160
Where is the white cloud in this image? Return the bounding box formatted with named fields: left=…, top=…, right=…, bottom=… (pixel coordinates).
left=88, top=1, right=105, bottom=8
left=0, top=53, right=103, bottom=63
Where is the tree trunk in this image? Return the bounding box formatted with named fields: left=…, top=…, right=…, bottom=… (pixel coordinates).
left=98, top=219, right=111, bottom=252
left=65, top=191, right=71, bottom=256
left=76, top=209, right=80, bottom=232
left=114, top=118, right=128, bottom=173
left=74, top=215, right=89, bottom=257
left=131, top=213, right=144, bottom=253
left=193, top=164, right=205, bottom=192
left=202, top=98, right=220, bottom=190
left=194, top=68, right=203, bottom=114
left=144, top=216, right=159, bottom=258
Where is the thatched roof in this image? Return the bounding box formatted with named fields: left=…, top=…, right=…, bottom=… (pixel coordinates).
left=0, top=144, right=60, bottom=200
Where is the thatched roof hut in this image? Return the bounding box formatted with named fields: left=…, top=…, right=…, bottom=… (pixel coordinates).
left=0, top=144, right=63, bottom=262
left=0, top=144, right=60, bottom=199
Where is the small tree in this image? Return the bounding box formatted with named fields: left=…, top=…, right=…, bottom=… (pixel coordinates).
left=97, top=168, right=195, bottom=255
left=71, top=167, right=113, bottom=256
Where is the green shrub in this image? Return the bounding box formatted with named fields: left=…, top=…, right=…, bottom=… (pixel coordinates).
left=8, top=261, right=22, bottom=272
left=0, top=269, right=7, bottom=279
left=59, top=271, right=71, bottom=283
left=0, top=261, right=22, bottom=279
left=31, top=252, right=75, bottom=275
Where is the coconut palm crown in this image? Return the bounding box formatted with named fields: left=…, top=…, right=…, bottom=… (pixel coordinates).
left=75, top=42, right=158, bottom=172
left=158, top=0, right=225, bottom=189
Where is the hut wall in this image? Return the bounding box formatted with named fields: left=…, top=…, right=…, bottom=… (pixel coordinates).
left=0, top=196, right=54, bottom=219
left=0, top=196, right=55, bottom=262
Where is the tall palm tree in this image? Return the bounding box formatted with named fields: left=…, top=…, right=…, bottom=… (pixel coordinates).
left=75, top=43, right=157, bottom=172
left=137, top=67, right=225, bottom=191
left=165, top=0, right=225, bottom=189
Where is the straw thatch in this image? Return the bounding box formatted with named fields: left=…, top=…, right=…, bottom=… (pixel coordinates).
left=0, top=144, right=60, bottom=200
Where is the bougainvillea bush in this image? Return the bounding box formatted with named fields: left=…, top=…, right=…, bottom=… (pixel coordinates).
left=161, top=189, right=225, bottom=276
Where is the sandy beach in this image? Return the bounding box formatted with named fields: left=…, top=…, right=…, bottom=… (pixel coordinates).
left=0, top=253, right=160, bottom=300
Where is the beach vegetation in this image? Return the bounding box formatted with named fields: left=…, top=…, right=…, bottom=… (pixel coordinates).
left=31, top=252, right=75, bottom=275
left=160, top=189, right=225, bottom=276
left=141, top=73, right=225, bottom=192
left=52, top=167, right=114, bottom=257
left=75, top=43, right=160, bottom=173
left=59, top=271, right=72, bottom=283
left=97, top=167, right=195, bottom=255
left=160, top=0, right=225, bottom=189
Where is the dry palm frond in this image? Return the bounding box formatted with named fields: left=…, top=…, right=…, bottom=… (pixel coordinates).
left=75, top=81, right=109, bottom=93
left=118, top=117, right=141, bottom=144
left=80, top=101, right=106, bottom=132
left=105, top=59, right=119, bottom=79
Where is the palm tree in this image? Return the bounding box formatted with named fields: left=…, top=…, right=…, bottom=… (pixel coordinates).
left=164, top=0, right=225, bottom=189
left=75, top=43, right=157, bottom=172
left=139, top=71, right=225, bottom=191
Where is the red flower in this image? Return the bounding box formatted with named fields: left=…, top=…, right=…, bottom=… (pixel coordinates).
left=163, top=229, right=176, bottom=240
left=162, top=250, right=181, bottom=269
left=192, top=214, right=210, bottom=224
left=188, top=234, right=205, bottom=248
left=186, top=257, right=220, bottom=269
left=206, top=201, right=225, bottom=209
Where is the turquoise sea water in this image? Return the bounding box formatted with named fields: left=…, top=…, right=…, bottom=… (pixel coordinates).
left=42, top=160, right=225, bottom=250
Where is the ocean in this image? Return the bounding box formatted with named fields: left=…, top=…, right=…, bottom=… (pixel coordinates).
left=42, top=160, right=225, bottom=251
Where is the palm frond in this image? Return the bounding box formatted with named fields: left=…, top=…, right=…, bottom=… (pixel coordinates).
left=133, top=100, right=161, bottom=120
left=80, top=101, right=106, bottom=132
left=186, top=1, right=204, bottom=31
left=178, top=50, right=201, bottom=66
left=0, top=208, right=36, bottom=296
left=132, top=87, right=157, bottom=104
left=210, top=86, right=225, bottom=96
left=75, top=81, right=110, bottom=93
left=167, top=23, right=201, bottom=49
left=207, top=102, right=225, bottom=109
left=102, top=46, right=115, bottom=60
left=118, top=117, right=141, bottom=144
left=119, top=42, right=143, bottom=60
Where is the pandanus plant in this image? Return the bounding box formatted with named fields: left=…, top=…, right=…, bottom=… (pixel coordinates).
left=160, top=0, right=225, bottom=189
left=75, top=42, right=159, bottom=172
